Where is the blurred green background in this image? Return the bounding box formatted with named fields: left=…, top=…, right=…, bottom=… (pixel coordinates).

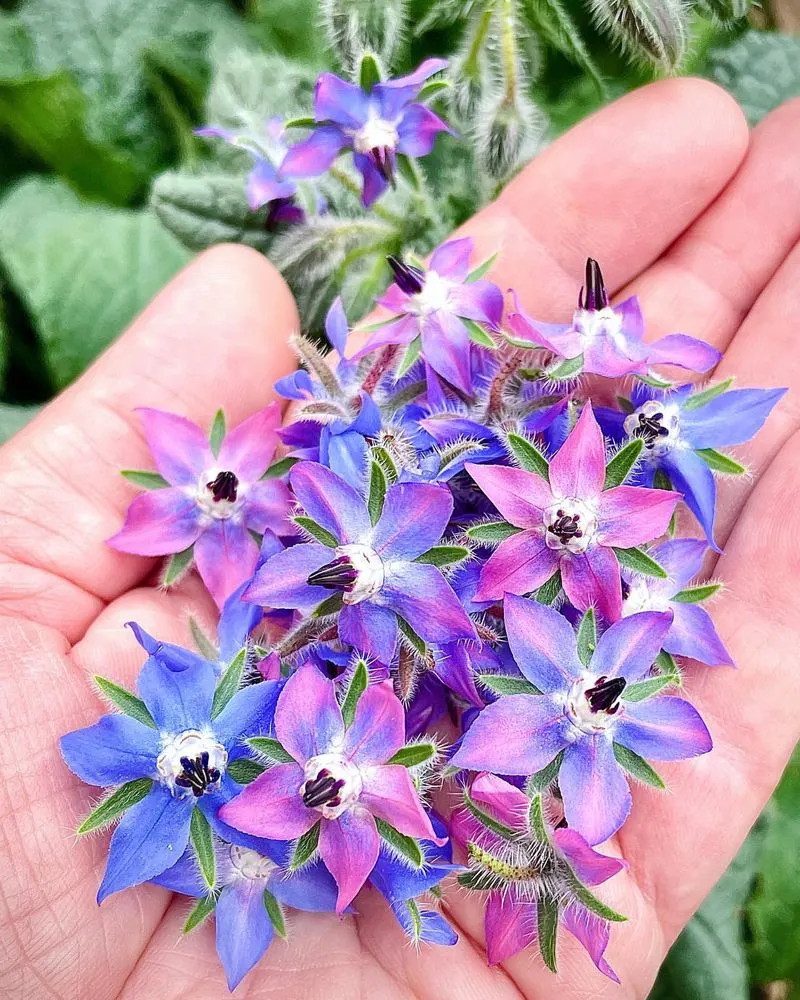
left=0, top=2, right=798, bottom=994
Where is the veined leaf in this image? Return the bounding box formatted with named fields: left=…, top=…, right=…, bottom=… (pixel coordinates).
left=603, top=438, right=643, bottom=489
left=121, top=469, right=169, bottom=489
left=673, top=583, right=722, bottom=603
left=535, top=569, right=562, bottom=605
left=577, top=608, right=596, bottom=668
left=263, top=456, right=299, bottom=479
left=466, top=520, right=521, bottom=543
left=227, top=758, right=265, bottom=785
left=341, top=659, right=368, bottom=728
left=77, top=778, right=153, bottom=834
left=294, top=515, right=338, bottom=547
left=248, top=737, right=295, bottom=763
left=697, top=448, right=747, bottom=475
left=547, top=354, right=583, bottom=381
left=183, top=893, right=217, bottom=934
left=463, top=318, right=495, bottom=348
left=506, top=432, right=549, bottom=480
left=613, top=742, right=665, bottom=789
left=376, top=818, right=423, bottom=867
left=623, top=674, right=675, bottom=703
left=415, top=545, right=470, bottom=567
left=290, top=821, right=321, bottom=870
left=263, top=889, right=287, bottom=938
left=94, top=675, right=156, bottom=728
left=477, top=673, right=540, bottom=697
left=210, top=647, right=247, bottom=719
left=367, top=459, right=387, bottom=526
left=190, top=809, right=216, bottom=890
left=613, top=546, right=668, bottom=578
left=387, top=743, right=437, bottom=768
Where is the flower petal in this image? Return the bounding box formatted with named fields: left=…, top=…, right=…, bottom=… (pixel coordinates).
left=361, top=764, right=438, bottom=840
left=351, top=315, right=418, bottom=358
left=664, top=449, right=718, bottom=549
left=379, top=562, right=476, bottom=644
left=269, top=859, right=341, bottom=912
left=217, top=403, right=281, bottom=481
left=396, top=102, right=449, bottom=156
left=244, top=541, right=332, bottom=613
left=553, top=828, right=625, bottom=886
left=559, top=737, right=631, bottom=846
left=244, top=478, right=293, bottom=535
left=474, top=529, right=559, bottom=602
left=421, top=311, right=472, bottom=393
left=647, top=333, right=721, bottom=373
left=343, top=683, right=405, bottom=764
left=247, top=158, right=295, bottom=210
left=597, top=485, right=680, bottom=548
left=319, top=807, right=380, bottom=912
left=469, top=772, right=529, bottom=831
left=136, top=408, right=212, bottom=485
left=590, top=611, right=673, bottom=684
left=277, top=663, right=345, bottom=763
left=137, top=648, right=217, bottom=732
left=391, top=901, right=458, bottom=945
left=218, top=762, right=314, bottom=839
left=449, top=279, right=504, bottom=328
left=60, top=715, right=159, bottom=786
left=107, top=488, right=202, bottom=556
left=353, top=150, right=390, bottom=206
left=616, top=696, right=712, bottom=760
left=503, top=593, right=583, bottom=693
left=485, top=891, right=536, bottom=965
left=665, top=601, right=733, bottom=666
left=280, top=125, right=349, bottom=178
left=450, top=695, right=568, bottom=775
left=339, top=601, right=398, bottom=664
left=214, top=680, right=282, bottom=752
left=371, top=847, right=458, bottom=902
left=429, top=237, right=473, bottom=281
left=549, top=402, right=606, bottom=500
left=681, top=386, right=786, bottom=449
left=372, top=482, right=453, bottom=559
left=560, top=546, right=623, bottom=623
left=98, top=785, right=193, bottom=902
left=465, top=463, right=552, bottom=526
left=373, top=58, right=448, bottom=118
left=562, top=904, right=619, bottom=982
left=314, top=73, right=370, bottom=128
left=150, top=847, right=205, bottom=896
left=194, top=519, right=260, bottom=609
left=649, top=537, right=707, bottom=593
left=508, top=297, right=581, bottom=357
left=290, top=461, right=371, bottom=543
left=216, top=880, right=274, bottom=991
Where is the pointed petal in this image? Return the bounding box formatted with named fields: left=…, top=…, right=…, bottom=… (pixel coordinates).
left=648, top=333, right=721, bottom=373
left=597, top=485, right=680, bottom=547
left=276, top=664, right=345, bottom=764
left=474, top=529, right=559, bottom=602
left=648, top=537, right=707, bottom=592
left=319, top=807, right=380, bottom=912
left=217, top=403, right=281, bottom=481
left=451, top=695, right=568, bottom=775
left=269, top=859, right=340, bottom=912
left=137, top=648, right=216, bottom=732
left=665, top=601, right=733, bottom=666
left=353, top=151, right=390, bottom=207
left=218, top=762, right=314, bottom=838
left=371, top=847, right=458, bottom=902
left=325, top=296, right=349, bottom=355
left=560, top=546, right=623, bottom=623
left=280, top=125, right=349, bottom=178
left=469, top=772, right=529, bottom=831
left=361, top=764, right=437, bottom=840
left=247, top=158, right=295, bottom=210
left=339, top=601, right=398, bottom=664
left=60, top=715, right=159, bottom=786
left=664, top=449, right=718, bottom=548
left=616, top=696, right=712, bottom=760
left=244, top=542, right=331, bottom=613
left=107, top=488, right=202, bottom=556
left=429, top=238, right=473, bottom=281
left=216, top=880, right=274, bottom=991
left=680, top=387, right=786, bottom=449
left=194, top=520, right=260, bottom=609
left=343, top=684, right=405, bottom=764
left=449, top=279, right=504, bottom=328
left=214, top=681, right=282, bottom=751
left=590, top=611, right=673, bottom=683
left=378, top=562, right=476, bottom=644
left=314, top=73, right=370, bottom=127
left=562, top=904, right=619, bottom=982
left=559, top=737, right=631, bottom=846
left=549, top=402, right=606, bottom=499
left=396, top=103, right=449, bottom=156
left=350, top=315, right=418, bottom=358
left=150, top=847, right=205, bottom=895
left=290, top=461, right=371, bottom=543
left=373, top=58, right=448, bottom=118
left=465, top=463, right=552, bottom=526
left=421, top=312, right=472, bottom=393
left=391, top=902, right=458, bottom=945
left=485, top=891, right=536, bottom=965
left=553, top=828, right=625, bottom=886
left=508, top=291, right=582, bottom=357
left=98, top=786, right=193, bottom=901
left=244, top=478, right=293, bottom=534
left=503, top=593, right=583, bottom=692
left=136, top=408, right=212, bottom=485
left=372, top=482, right=453, bottom=559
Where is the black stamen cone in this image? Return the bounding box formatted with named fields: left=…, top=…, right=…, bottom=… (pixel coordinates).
left=370, top=146, right=396, bottom=187
left=586, top=675, right=626, bottom=714
left=579, top=258, right=609, bottom=311
left=176, top=753, right=221, bottom=797
left=307, top=555, right=358, bottom=592
left=207, top=470, right=239, bottom=503
left=302, top=771, right=345, bottom=808
left=387, top=255, right=425, bottom=296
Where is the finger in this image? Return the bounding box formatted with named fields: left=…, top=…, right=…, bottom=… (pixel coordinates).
left=0, top=245, right=297, bottom=642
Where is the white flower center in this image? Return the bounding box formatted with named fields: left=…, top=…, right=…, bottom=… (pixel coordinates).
left=229, top=844, right=277, bottom=880
left=408, top=270, right=453, bottom=315
left=544, top=498, right=598, bottom=554
left=195, top=468, right=243, bottom=520
left=156, top=729, right=228, bottom=798
left=566, top=675, right=625, bottom=735
left=622, top=577, right=671, bottom=616
left=353, top=115, right=399, bottom=154
left=301, top=752, right=363, bottom=820
left=573, top=306, right=626, bottom=350
left=337, top=543, right=385, bottom=605
left=623, top=400, right=681, bottom=458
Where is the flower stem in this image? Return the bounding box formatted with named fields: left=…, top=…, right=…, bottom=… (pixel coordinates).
left=362, top=345, right=399, bottom=394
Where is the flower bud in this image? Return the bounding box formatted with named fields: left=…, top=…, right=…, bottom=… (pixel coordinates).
left=587, top=0, right=689, bottom=71
left=321, top=0, right=408, bottom=68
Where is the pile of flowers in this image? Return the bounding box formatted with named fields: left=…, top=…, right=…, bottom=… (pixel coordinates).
left=61, top=56, right=785, bottom=991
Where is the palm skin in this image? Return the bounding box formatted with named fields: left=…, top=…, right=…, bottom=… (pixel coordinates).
left=2, top=77, right=800, bottom=1000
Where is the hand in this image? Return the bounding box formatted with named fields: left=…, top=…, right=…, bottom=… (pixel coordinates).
left=2, top=78, right=799, bottom=1000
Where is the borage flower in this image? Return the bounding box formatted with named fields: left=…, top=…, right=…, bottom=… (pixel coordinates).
left=353, top=239, right=504, bottom=394
left=452, top=597, right=712, bottom=844
left=60, top=624, right=280, bottom=900
left=507, top=258, right=720, bottom=379
left=109, top=405, right=292, bottom=607
left=280, top=59, right=451, bottom=206
left=468, top=403, right=680, bottom=621
left=219, top=665, right=443, bottom=911
left=452, top=773, right=624, bottom=976
left=244, top=462, right=475, bottom=663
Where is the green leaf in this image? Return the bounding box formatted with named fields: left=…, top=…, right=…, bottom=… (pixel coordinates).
left=0, top=178, right=189, bottom=389
left=506, top=432, right=549, bottom=480
left=613, top=742, right=665, bottom=788
left=263, top=889, right=287, bottom=938
left=653, top=468, right=673, bottom=491
left=682, top=378, right=735, bottom=411
left=210, top=647, right=247, bottom=719
left=263, top=456, right=299, bottom=479
left=77, top=778, right=153, bottom=834
left=341, top=659, right=369, bottom=728
left=623, top=674, right=675, bottom=703
left=526, top=750, right=564, bottom=794
left=547, top=354, right=583, bottom=381
left=371, top=445, right=399, bottom=485
left=94, top=675, right=156, bottom=728
left=477, top=673, right=541, bottom=697
left=462, top=785, right=517, bottom=841
left=537, top=896, right=559, bottom=973
left=655, top=649, right=682, bottom=682
left=576, top=608, right=596, bottom=668
left=463, top=317, right=495, bottom=348
left=294, top=516, right=338, bottom=548
left=535, top=569, right=562, bottom=606
left=417, top=78, right=451, bottom=104
left=162, top=546, right=195, bottom=588
left=415, top=545, right=470, bottom=567
left=603, top=438, right=644, bottom=489
left=636, top=371, right=676, bottom=390
left=312, top=592, right=345, bottom=618
left=387, top=743, right=437, bottom=768
left=520, top=0, right=606, bottom=94
left=120, top=469, right=170, bottom=489
left=248, top=737, right=295, bottom=763
left=183, top=893, right=217, bottom=934
left=367, top=458, right=387, bottom=526
left=283, top=115, right=316, bottom=129
left=397, top=616, right=426, bottom=657
left=404, top=899, right=423, bottom=941
left=673, top=583, right=722, bottom=603
left=528, top=793, right=547, bottom=840
left=290, top=821, right=321, bottom=871
left=565, top=872, right=628, bottom=922
left=612, top=546, right=668, bottom=579
left=190, top=809, right=216, bottom=891
left=208, top=409, right=225, bottom=457
left=189, top=615, right=220, bottom=661
left=466, top=520, right=522, bottom=543
left=394, top=336, right=422, bottom=379
left=358, top=51, right=383, bottom=91
left=466, top=252, right=498, bottom=283
left=696, top=448, right=747, bottom=475
left=376, top=818, right=423, bottom=868
left=227, top=758, right=265, bottom=785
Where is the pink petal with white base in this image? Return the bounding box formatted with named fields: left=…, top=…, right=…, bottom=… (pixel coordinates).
left=549, top=402, right=606, bottom=500
left=107, top=488, right=202, bottom=556
left=319, top=807, right=380, bottom=913
left=596, top=485, right=680, bottom=547
left=218, top=762, right=314, bottom=839
left=360, top=764, right=440, bottom=841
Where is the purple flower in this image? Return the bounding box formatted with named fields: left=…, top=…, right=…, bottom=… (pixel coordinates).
left=468, top=403, right=680, bottom=622
left=243, top=461, right=476, bottom=663
left=108, top=404, right=293, bottom=607
left=451, top=597, right=712, bottom=844
left=60, top=624, right=281, bottom=901
left=352, top=239, right=503, bottom=394
left=451, top=773, right=624, bottom=975
left=507, top=259, right=721, bottom=378
left=596, top=380, right=786, bottom=547
left=620, top=538, right=732, bottom=665
left=219, top=665, right=443, bottom=912
left=280, top=59, right=451, bottom=206
left=153, top=839, right=339, bottom=990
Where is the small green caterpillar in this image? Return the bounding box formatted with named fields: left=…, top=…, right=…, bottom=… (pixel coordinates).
left=467, top=841, right=541, bottom=881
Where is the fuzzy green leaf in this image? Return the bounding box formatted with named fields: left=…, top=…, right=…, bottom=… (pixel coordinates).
left=162, top=546, right=194, bottom=587
left=466, top=520, right=522, bottom=543
left=397, top=616, right=426, bottom=657
left=535, top=569, right=562, bottom=606
left=506, top=432, right=550, bottom=480
left=477, top=673, right=540, bottom=697
left=682, top=378, right=735, bottom=411
left=655, top=649, right=682, bottom=682
left=376, top=818, right=423, bottom=868
left=294, top=515, right=338, bottom=547
left=312, top=592, right=345, bottom=618
left=613, top=742, right=666, bottom=789
left=358, top=51, right=383, bottom=91
left=77, top=777, right=153, bottom=834
left=183, top=893, right=217, bottom=934
left=227, top=758, right=265, bottom=785
left=576, top=608, right=596, bottom=668
left=190, top=809, right=216, bottom=891
left=367, top=459, right=387, bottom=526
left=290, top=821, right=321, bottom=871
left=526, top=750, right=564, bottom=794
left=341, top=659, right=369, bottom=728
left=463, top=785, right=517, bottom=841
left=371, top=445, right=399, bottom=485
left=528, top=793, right=548, bottom=841
left=623, top=674, right=676, bottom=702
left=283, top=115, right=316, bottom=129
left=547, top=354, right=583, bottom=381
left=263, top=456, right=299, bottom=479
left=394, top=336, right=422, bottom=379
left=263, top=889, right=287, bottom=938
left=537, top=896, right=560, bottom=972
left=404, top=898, right=423, bottom=941
left=94, top=675, right=156, bottom=728
left=466, top=252, right=498, bottom=283
left=417, top=78, right=451, bottom=104
left=463, top=318, right=495, bottom=348
left=673, top=583, right=722, bottom=603
left=415, top=545, right=470, bottom=567
left=565, top=870, right=628, bottom=921
left=696, top=448, right=747, bottom=475
left=653, top=468, right=673, bottom=491
left=604, top=438, right=644, bottom=489
left=208, top=408, right=225, bottom=456
left=387, top=743, right=437, bottom=768
left=210, top=646, right=247, bottom=719
left=613, top=546, right=668, bottom=579
left=120, top=469, right=169, bottom=489
left=188, top=615, right=219, bottom=661
left=248, top=736, right=295, bottom=763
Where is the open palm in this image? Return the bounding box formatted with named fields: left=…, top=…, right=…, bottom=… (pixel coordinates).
left=2, top=78, right=800, bottom=1000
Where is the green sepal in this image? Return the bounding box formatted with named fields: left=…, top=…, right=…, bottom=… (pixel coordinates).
left=387, top=742, right=438, bottom=768
left=613, top=742, right=666, bottom=789
left=655, top=649, right=682, bottom=682
left=358, top=51, right=383, bottom=91
left=417, top=78, right=451, bottom=103
left=94, top=675, right=156, bottom=728
left=120, top=469, right=169, bottom=489
left=525, top=750, right=564, bottom=794
left=463, top=784, right=517, bottom=841
left=696, top=448, right=747, bottom=475
left=458, top=867, right=498, bottom=892
left=547, top=354, right=584, bottom=381
left=210, top=646, right=247, bottom=719
left=290, top=821, right=321, bottom=870
left=183, top=893, right=217, bottom=934
left=161, top=546, right=194, bottom=587
left=576, top=608, right=596, bottom=667
left=312, top=592, right=345, bottom=618
left=395, top=336, right=422, bottom=379
left=396, top=153, right=420, bottom=190
left=190, top=809, right=216, bottom=890
left=415, top=545, right=470, bottom=567
left=466, top=520, right=521, bottom=543
left=294, top=515, right=338, bottom=547
left=404, top=898, right=423, bottom=941
left=188, top=615, right=219, bottom=660
left=463, top=318, right=495, bottom=348
left=537, top=896, right=560, bottom=972
left=263, top=889, right=287, bottom=938
left=367, top=459, right=387, bottom=525
left=603, top=438, right=644, bottom=489
left=673, top=583, right=722, bottom=603
left=376, top=818, right=423, bottom=867
left=653, top=468, right=673, bottom=491
left=208, top=408, right=226, bottom=456
left=506, top=432, right=549, bottom=480
left=76, top=777, right=153, bottom=834
left=682, top=377, right=734, bottom=410
left=528, top=793, right=547, bottom=841
left=565, top=868, right=629, bottom=921
left=283, top=115, right=316, bottom=129
left=477, top=673, right=540, bottom=697
left=247, top=736, right=295, bottom=763
left=227, top=758, right=265, bottom=784
left=341, top=658, right=369, bottom=728
left=535, top=569, right=562, bottom=605
left=623, top=674, right=675, bottom=702
left=263, top=456, right=299, bottom=479
left=466, top=252, right=498, bottom=283
left=612, top=546, right=668, bottom=578
left=397, top=615, right=426, bottom=656
left=371, top=445, right=399, bottom=485
left=637, top=371, right=675, bottom=389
